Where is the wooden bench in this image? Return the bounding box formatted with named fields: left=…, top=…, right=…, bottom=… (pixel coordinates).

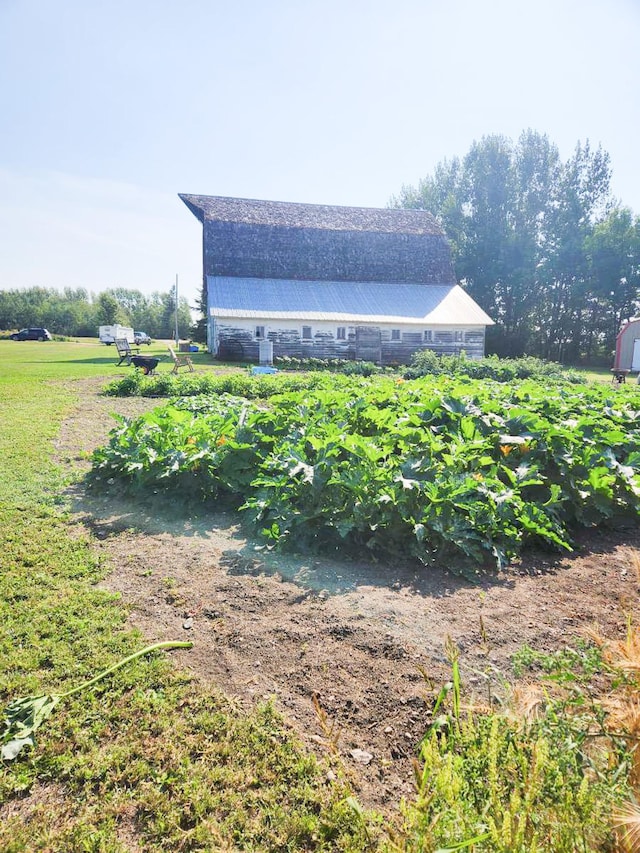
left=168, top=345, right=195, bottom=374
left=115, top=338, right=140, bottom=365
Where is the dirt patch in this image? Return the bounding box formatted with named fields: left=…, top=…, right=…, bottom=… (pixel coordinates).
left=56, top=378, right=640, bottom=809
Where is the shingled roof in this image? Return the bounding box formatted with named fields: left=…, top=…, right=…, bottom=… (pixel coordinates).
left=180, top=193, right=456, bottom=285
left=179, top=193, right=445, bottom=236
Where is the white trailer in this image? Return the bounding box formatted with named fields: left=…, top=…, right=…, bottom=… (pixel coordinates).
left=99, top=325, right=135, bottom=345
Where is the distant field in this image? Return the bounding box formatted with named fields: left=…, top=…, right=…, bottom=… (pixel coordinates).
left=578, top=365, right=631, bottom=383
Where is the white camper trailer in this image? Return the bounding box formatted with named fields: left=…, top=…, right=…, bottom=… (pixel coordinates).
left=99, top=325, right=135, bottom=345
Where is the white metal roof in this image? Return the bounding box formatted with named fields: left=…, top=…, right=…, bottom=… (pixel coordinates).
left=207, top=277, right=494, bottom=325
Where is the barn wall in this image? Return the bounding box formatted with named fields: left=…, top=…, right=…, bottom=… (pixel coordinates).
left=213, top=318, right=486, bottom=365
left=203, top=221, right=455, bottom=285
left=616, top=320, right=640, bottom=370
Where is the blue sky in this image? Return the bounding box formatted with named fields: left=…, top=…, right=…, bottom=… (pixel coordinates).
left=1, top=0, right=639, bottom=308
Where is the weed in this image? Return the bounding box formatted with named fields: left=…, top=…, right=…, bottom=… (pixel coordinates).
left=312, top=693, right=342, bottom=755
left=1, top=641, right=193, bottom=760
left=404, top=351, right=585, bottom=384
left=394, top=637, right=631, bottom=851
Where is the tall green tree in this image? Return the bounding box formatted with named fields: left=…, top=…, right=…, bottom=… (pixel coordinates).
left=535, top=141, right=612, bottom=361
left=585, top=207, right=640, bottom=359
left=392, top=131, right=625, bottom=362
left=108, top=288, right=148, bottom=329
left=502, top=131, right=560, bottom=354
left=95, top=292, right=126, bottom=327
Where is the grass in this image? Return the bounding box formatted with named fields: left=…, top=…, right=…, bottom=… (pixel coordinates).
left=1, top=339, right=638, bottom=851
left=0, top=341, right=372, bottom=851
left=398, top=638, right=634, bottom=852
left=577, top=366, right=622, bottom=383
left=0, top=337, right=234, bottom=379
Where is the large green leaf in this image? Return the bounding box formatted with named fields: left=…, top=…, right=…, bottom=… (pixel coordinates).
left=2, top=641, right=192, bottom=761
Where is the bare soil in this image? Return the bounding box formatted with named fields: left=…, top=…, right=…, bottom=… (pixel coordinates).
left=55, top=378, right=640, bottom=809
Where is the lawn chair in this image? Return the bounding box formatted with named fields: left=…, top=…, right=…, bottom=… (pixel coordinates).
left=168, top=345, right=195, bottom=374
left=115, top=338, right=140, bottom=366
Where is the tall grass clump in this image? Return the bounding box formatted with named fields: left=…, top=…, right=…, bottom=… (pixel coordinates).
left=395, top=637, right=633, bottom=852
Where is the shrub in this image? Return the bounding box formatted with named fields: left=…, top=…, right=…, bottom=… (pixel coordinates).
left=404, top=352, right=584, bottom=383
left=102, top=370, right=350, bottom=399
left=273, top=355, right=387, bottom=376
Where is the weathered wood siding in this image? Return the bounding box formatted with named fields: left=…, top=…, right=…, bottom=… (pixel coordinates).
left=203, top=221, right=455, bottom=285
left=214, top=319, right=486, bottom=365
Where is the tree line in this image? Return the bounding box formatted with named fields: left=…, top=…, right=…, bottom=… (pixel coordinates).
left=392, top=130, right=640, bottom=364
left=0, top=286, right=196, bottom=341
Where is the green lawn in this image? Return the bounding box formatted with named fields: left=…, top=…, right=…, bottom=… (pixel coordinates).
left=577, top=365, right=625, bottom=383
left=0, top=337, right=227, bottom=378
left=0, top=341, right=372, bottom=852
left=0, top=341, right=632, bottom=851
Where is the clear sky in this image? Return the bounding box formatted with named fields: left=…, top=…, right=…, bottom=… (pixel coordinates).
left=1, top=0, right=639, bottom=308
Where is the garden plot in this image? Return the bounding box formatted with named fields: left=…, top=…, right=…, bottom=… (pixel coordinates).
left=57, top=377, right=640, bottom=809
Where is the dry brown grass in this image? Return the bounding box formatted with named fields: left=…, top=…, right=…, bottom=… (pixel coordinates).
left=586, top=553, right=640, bottom=850
left=614, top=800, right=640, bottom=853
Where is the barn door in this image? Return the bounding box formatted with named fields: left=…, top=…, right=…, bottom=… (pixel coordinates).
left=355, top=326, right=382, bottom=363
left=632, top=339, right=640, bottom=371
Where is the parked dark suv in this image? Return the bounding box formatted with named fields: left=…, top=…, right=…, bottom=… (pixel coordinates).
left=10, top=328, right=52, bottom=341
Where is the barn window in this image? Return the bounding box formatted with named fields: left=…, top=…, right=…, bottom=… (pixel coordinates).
left=424, top=330, right=433, bottom=342
left=454, top=330, right=464, bottom=342
left=255, top=325, right=265, bottom=339
left=336, top=326, right=346, bottom=340
left=302, top=325, right=312, bottom=340
left=391, top=329, right=401, bottom=341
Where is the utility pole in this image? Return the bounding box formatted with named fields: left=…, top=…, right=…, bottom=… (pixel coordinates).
left=174, top=274, right=179, bottom=346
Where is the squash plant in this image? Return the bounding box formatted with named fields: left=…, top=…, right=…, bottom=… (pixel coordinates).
left=90, top=375, right=640, bottom=572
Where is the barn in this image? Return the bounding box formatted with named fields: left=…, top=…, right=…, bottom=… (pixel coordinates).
left=614, top=318, right=640, bottom=372
left=179, top=193, right=493, bottom=365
